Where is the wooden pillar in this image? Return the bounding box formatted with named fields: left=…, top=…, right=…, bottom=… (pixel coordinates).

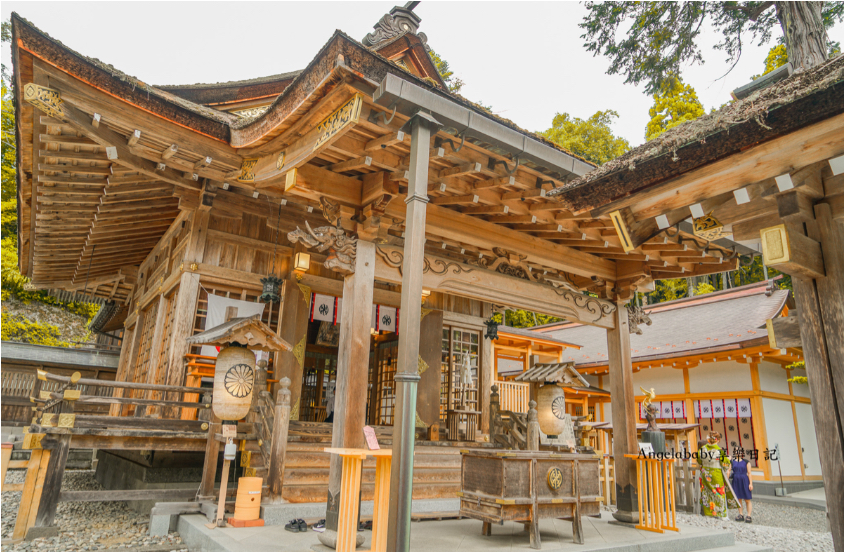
left=387, top=112, right=440, bottom=553
left=266, top=378, right=291, bottom=504
left=276, top=276, right=310, bottom=421
left=161, top=210, right=207, bottom=418
left=32, top=434, right=70, bottom=532
left=417, top=309, right=444, bottom=433
left=480, top=304, right=495, bottom=435
left=318, top=241, right=376, bottom=548
left=793, top=274, right=844, bottom=550
left=606, top=301, right=639, bottom=522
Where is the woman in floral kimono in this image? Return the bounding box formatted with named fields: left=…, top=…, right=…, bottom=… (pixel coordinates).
left=697, top=431, right=739, bottom=518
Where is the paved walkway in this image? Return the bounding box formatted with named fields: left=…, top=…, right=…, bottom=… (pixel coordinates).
left=178, top=512, right=745, bottom=552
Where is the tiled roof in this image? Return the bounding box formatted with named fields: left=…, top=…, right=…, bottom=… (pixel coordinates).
left=532, top=280, right=789, bottom=367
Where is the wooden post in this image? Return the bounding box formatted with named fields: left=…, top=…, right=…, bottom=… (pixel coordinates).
left=266, top=377, right=291, bottom=504
left=12, top=448, right=49, bottom=541
left=32, top=434, right=70, bottom=532
left=793, top=275, right=844, bottom=551
left=318, top=241, right=376, bottom=548
left=199, top=396, right=221, bottom=499
left=480, top=303, right=495, bottom=435
left=606, top=301, right=639, bottom=523
left=161, top=209, right=207, bottom=418
left=1, top=443, right=11, bottom=487
left=387, top=112, right=441, bottom=553
left=276, top=276, right=310, bottom=420
left=527, top=400, right=540, bottom=451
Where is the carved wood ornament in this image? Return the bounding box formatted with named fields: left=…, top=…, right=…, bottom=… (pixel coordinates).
left=288, top=221, right=357, bottom=275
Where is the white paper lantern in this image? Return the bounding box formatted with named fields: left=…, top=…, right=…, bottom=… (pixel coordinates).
left=213, top=346, right=256, bottom=421
left=537, top=384, right=567, bottom=436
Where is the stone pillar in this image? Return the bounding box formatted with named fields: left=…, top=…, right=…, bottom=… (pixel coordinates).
left=318, top=241, right=376, bottom=549
left=276, top=276, right=310, bottom=420
left=387, top=112, right=441, bottom=552
left=606, top=301, right=638, bottom=523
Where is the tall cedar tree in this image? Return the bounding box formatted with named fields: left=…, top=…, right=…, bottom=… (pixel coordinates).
left=644, top=77, right=705, bottom=140
left=580, top=2, right=844, bottom=94
left=540, top=110, right=630, bottom=166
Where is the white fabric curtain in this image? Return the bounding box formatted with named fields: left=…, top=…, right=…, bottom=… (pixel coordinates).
left=200, top=294, right=266, bottom=358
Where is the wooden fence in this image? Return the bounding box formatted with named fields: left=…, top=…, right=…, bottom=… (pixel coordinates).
left=597, top=456, right=699, bottom=513
left=495, top=380, right=529, bottom=413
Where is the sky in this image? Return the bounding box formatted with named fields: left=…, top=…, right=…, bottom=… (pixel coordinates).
left=2, top=1, right=843, bottom=148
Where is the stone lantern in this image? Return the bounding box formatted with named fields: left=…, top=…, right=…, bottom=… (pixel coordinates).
left=514, top=362, right=590, bottom=438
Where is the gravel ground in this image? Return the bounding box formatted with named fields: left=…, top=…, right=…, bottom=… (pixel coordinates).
left=602, top=501, right=833, bottom=552
left=1, top=470, right=186, bottom=552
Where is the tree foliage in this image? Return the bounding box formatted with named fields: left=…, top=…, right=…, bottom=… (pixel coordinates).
left=428, top=49, right=464, bottom=94
left=491, top=310, right=561, bottom=330
left=540, top=110, right=630, bottom=166
left=580, top=2, right=844, bottom=94
left=645, top=77, right=706, bottom=140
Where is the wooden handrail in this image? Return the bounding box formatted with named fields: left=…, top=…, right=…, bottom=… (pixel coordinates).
left=42, top=371, right=207, bottom=395
left=36, top=392, right=208, bottom=410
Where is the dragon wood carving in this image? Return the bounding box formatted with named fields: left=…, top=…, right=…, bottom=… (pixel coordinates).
left=627, top=304, right=653, bottom=335
left=288, top=221, right=357, bottom=275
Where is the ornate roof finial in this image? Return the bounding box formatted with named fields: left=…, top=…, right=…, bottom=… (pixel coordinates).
left=362, top=1, right=427, bottom=49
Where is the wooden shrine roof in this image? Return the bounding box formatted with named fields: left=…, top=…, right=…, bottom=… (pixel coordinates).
left=185, top=314, right=292, bottom=352
left=549, top=55, right=844, bottom=214
left=12, top=9, right=747, bottom=308
left=533, top=280, right=796, bottom=372
left=514, top=362, right=589, bottom=386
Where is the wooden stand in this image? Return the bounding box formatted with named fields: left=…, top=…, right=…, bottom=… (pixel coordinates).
left=325, top=448, right=392, bottom=552
left=446, top=409, right=480, bottom=442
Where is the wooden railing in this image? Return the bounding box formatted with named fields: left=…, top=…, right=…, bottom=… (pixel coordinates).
left=495, top=380, right=529, bottom=414
left=489, top=384, right=541, bottom=451
left=597, top=456, right=699, bottom=514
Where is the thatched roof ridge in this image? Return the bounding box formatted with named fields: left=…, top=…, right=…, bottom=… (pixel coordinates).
left=549, top=54, right=844, bottom=199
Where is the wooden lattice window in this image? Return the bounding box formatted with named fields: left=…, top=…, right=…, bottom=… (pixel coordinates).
left=151, top=290, right=179, bottom=390
left=132, top=300, right=160, bottom=396
left=300, top=350, right=337, bottom=422
left=375, top=340, right=398, bottom=425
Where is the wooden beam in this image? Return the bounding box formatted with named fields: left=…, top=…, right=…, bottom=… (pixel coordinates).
left=23, top=85, right=200, bottom=191
left=761, top=224, right=825, bottom=279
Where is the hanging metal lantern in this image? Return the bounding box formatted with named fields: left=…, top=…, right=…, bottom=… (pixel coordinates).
left=213, top=345, right=256, bottom=421
left=484, top=317, right=499, bottom=341
left=692, top=212, right=724, bottom=241
left=259, top=276, right=282, bottom=303
left=536, top=384, right=567, bottom=436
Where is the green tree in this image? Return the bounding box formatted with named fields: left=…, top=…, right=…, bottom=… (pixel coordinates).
left=645, top=77, right=706, bottom=140
left=540, top=110, right=630, bottom=166
left=428, top=49, right=464, bottom=94
left=580, top=2, right=844, bottom=94
left=694, top=281, right=716, bottom=295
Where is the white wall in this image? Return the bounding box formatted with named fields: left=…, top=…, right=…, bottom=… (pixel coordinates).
left=762, top=397, right=802, bottom=477
left=794, top=402, right=822, bottom=476
left=632, top=366, right=685, bottom=394
left=688, top=360, right=752, bottom=393
left=758, top=360, right=790, bottom=395
left=496, top=357, right=522, bottom=377
left=789, top=368, right=811, bottom=398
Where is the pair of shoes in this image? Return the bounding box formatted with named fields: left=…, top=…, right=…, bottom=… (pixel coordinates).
left=735, top=514, right=745, bottom=521
left=284, top=518, right=308, bottom=532
left=312, top=519, right=326, bottom=533
left=358, top=520, right=372, bottom=531
left=745, top=516, right=752, bottom=523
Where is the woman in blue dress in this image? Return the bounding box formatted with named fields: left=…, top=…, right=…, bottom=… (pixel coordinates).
left=730, top=451, right=753, bottom=523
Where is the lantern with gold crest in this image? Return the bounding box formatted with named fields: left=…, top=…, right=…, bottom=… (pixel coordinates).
left=692, top=212, right=725, bottom=242
left=186, top=314, right=291, bottom=421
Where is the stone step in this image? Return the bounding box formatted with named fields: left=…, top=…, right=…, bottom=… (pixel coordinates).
left=282, top=466, right=459, bottom=486
left=280, top=481, right=459, bottom=504
left=699, top=543, right=773, bottom=552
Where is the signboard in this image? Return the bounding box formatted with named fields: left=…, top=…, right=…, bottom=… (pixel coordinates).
left=363, top=426, right=380, bottom=450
